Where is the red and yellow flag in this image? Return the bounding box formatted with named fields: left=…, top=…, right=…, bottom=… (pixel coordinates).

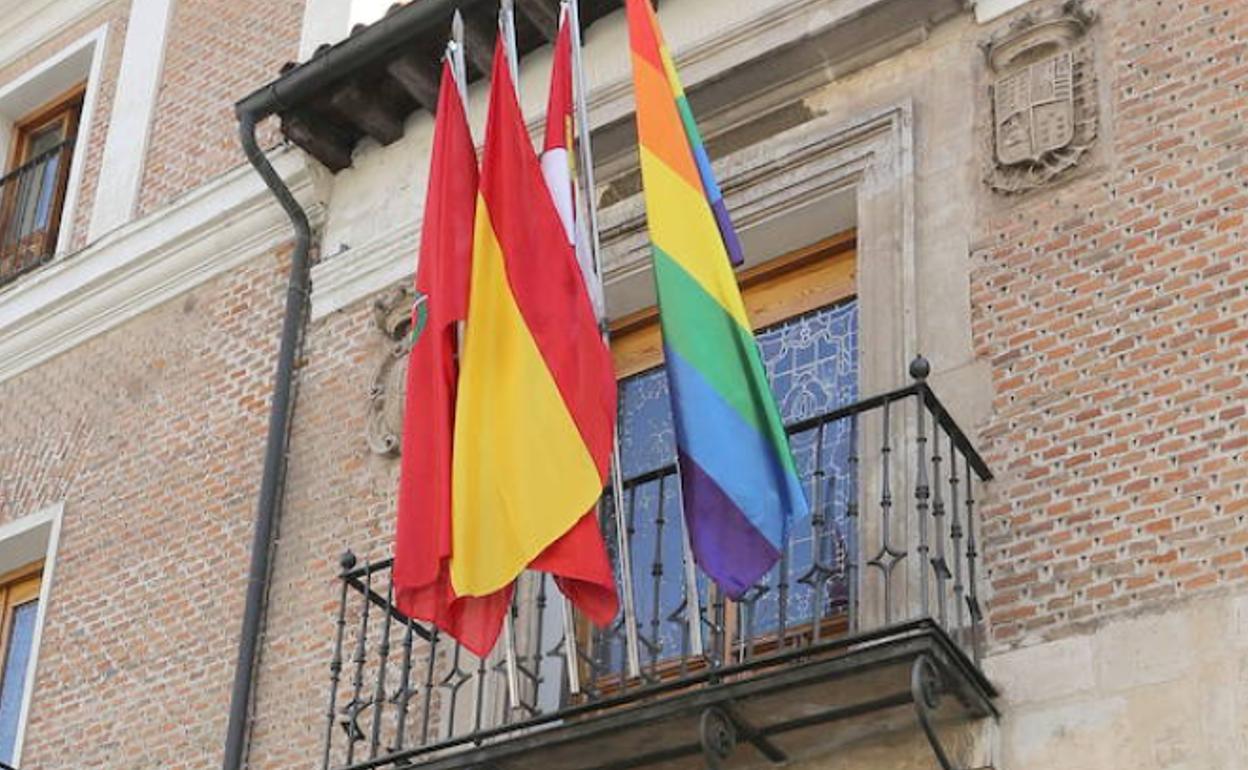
left=450, top=40, right=618, bottom=625
left=393, top=60, right=511, bottom=657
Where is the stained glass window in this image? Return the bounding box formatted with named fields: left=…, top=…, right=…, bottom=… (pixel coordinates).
left=594, top=298, right=859, bottom=676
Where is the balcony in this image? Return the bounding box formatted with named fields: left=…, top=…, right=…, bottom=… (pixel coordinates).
left=0, top=139, right=72, bottom=289
left=323, top=362, right=996, bottom=770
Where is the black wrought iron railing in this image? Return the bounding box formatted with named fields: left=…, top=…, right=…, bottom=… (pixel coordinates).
left=323, top=359, right=992, bottom=770
left=0, top=140, right=72, bottom=289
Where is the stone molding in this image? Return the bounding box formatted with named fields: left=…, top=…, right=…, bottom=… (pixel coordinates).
left=0, top=147, right=321, bottom=384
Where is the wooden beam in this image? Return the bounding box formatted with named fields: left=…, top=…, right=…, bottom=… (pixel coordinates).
left=459, top=13, right=496, bottom=78
left=327, top=83, right=405, bottom=146
left=516, top=0, right=559, bottom=42
left=281, top=113, right=353, bottom=172
left=386, top=55, right=441, bottom=114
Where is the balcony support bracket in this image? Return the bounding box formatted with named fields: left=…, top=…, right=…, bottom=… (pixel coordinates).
left=912, top=654, right=965, bottom=770
left=699, top=704, right=786, bottom=769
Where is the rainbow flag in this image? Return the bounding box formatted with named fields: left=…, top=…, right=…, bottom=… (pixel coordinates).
left=626, top=0, right=808, bottom=597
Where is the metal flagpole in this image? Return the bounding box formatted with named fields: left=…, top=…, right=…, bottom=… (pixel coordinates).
left=567, top=0, right=643, bottom=680
left=500, top=0, right=521, bottom=90
left=496, top=0, right=525, bottom=712
left=450, top=12, right=468, bottom=104
left=449, top=14, right=468, bottom=355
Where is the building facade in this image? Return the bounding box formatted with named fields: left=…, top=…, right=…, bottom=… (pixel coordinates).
left=0, top=0, right=1245, bottom=769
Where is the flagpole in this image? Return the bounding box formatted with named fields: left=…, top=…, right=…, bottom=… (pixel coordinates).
left=446, top=18, right=469, bottom=357
left=495, top=0, right=527, bottom=711
left=500, top=0, right=521, bottom=94
left=450, top=12, right=468, bottom=104
left=567, top=0, right=643, bottom=680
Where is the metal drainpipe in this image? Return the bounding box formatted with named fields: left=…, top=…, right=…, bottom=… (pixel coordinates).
left=223, top=102, right=313, bottom=770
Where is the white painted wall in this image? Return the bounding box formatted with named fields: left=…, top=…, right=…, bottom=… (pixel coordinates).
left=88, top=0, right=175, bottom=240
left=298, top=0, right=353, bottom=59
left=299, top=0, right=396, bottom=59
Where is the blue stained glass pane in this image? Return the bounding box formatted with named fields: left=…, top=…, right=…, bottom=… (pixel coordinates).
left=0, top=600, right=38, bottom=765
left=596, top=299, right=859, bottom=673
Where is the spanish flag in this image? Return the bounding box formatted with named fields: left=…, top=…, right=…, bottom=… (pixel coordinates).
left=451, top=38, right=618, bottom=626
left=393, top=60, right=512, bottom=657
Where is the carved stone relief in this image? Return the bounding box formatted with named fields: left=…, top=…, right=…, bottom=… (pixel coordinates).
left=983, top=1, right=1097, bottom=194
left=365, top=284, right=419, bottom=456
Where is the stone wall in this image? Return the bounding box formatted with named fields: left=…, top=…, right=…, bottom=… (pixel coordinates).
left=985, top=590, right=1248, bottom=769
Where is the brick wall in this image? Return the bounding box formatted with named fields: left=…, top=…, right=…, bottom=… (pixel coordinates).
left=0, top=243, right=292, bottom=769
left=136, top=0, right=305, bottom=218
left=245, top=298, right=404, bottom=770
left=973, top=0, right=1248, bottom=648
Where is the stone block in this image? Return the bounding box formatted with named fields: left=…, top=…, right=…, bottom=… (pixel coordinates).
left=1093, top=610, right=1197, bottom=691
left=983, top=634, right=1095, bottom=705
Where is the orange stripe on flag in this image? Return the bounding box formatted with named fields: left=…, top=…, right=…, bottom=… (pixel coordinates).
left=632, top=53, right=701, bottom=191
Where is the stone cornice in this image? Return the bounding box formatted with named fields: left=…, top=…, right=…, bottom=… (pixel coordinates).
left=0, top=147, right=321, bottom=384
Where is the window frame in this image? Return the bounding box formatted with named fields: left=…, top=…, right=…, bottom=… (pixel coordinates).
left=0, top=560, right=43, bottom=765
left=0, top=83, right=84, bottom=270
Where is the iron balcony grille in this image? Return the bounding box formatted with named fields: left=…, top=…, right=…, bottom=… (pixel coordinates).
left=0, top=139, right=73, bottom=290
left=324, top=363, right=993, bottom=770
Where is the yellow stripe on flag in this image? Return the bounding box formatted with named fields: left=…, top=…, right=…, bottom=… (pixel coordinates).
left=451, top=198, right=604, bottom=598
left=639, top=146, right=751, bottom=330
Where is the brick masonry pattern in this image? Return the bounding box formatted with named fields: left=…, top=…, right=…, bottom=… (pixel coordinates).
left=973, top=0, right=1248, bottom=647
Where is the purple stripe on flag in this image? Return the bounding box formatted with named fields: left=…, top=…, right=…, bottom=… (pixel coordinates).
left=710, top=197, right=745, bottom=267
left=679, top=451, right=781, bottom=599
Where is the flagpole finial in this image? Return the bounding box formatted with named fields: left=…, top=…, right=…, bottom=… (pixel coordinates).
left=449, top=10, right=469, bottom=104
left=452, top=9, right=465, bottom=44
left=498, top=0, right=521, bottom=94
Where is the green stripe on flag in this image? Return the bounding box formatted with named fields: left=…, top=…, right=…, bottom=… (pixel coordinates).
left=652, top=246, right=797, bottom=473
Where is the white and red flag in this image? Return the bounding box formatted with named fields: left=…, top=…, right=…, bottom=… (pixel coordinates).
left=540, top=6, right=605, bottom=320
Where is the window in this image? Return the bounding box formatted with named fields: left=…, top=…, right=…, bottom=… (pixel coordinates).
left=0, top=85, right=82, bottom=286
left=587, top=232, right=859, bottom=683
left=0, top=562, right=42, bottom=767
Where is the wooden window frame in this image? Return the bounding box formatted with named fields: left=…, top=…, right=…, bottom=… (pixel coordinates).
left=610, top=230, right=857, bottom=378
left=1, top=83, right=84, bottom=266
left=0, top=561, right=42, bottom=683
left=583, top=231, right=858, bottom=692
left=6, top=83, right=84, bottom=171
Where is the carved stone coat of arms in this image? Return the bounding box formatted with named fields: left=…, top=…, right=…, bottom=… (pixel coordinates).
left=365, top=285, right=419, bottom=456
left=984, top=2, right=1097, bottom=194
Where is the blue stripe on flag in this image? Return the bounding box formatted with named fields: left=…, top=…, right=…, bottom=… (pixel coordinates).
left=663, top=343, right=809, bottom=548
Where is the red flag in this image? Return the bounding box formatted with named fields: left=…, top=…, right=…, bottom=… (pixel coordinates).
left=394, top=59, right=512, bottom=656
left=539, top=8, right=604, bottom=319
left=449, top=37, right=619, bottom=628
